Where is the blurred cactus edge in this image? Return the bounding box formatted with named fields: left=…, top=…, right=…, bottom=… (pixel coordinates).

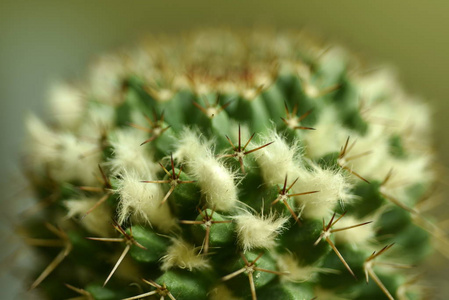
left=19, top=29, right=447, bottom=300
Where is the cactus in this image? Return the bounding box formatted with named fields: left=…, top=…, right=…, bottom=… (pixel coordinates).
left=22, top=29, right=442, bottom=300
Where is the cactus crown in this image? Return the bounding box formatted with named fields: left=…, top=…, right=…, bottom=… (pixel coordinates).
left=23, top=29, right=438, bottom=300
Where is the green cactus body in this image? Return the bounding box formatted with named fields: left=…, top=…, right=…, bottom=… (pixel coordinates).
left=23, top=30, right=438, bottom=299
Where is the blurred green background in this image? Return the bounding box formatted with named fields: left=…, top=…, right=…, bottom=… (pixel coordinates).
left=1, top=0, right=448, bottom=299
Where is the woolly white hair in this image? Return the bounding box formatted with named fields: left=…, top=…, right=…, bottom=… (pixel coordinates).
left=116, top=170, right=175, bottom=232
left=353, top=68, right=399, bottom=105
left=78, top=103, right=116, bottom=139
left=26, top=115, right=101, bottom=185
left=355, top=67, right=432, bottom=155
left=333, top=216, right=374, bottom=247
left=302, top=107, right=351, bottom=159
left=394, top=155, right=433, bottom=186
left=124, top=47, right=157, bottom=81
left=88, top=54, right=127, bottom=105
left=174, top=129, right=238, bottom=212
left=65, top=197, right=112, bottom=237
left=316, top=46, right=348, bottom=85
left=292, top=163, right=354, bottom=220
left=338, top=127, right=390, bottom=182
left=276, top=252, right=319, bottom=283
left=392, top=95, right=432, bottom=151
left=250, top=130, right=352, bottom=220
left=108, top=128, right=159, bottom=177
left=234, top=212, right=288, bottom=251
left=358, top=79, right=432, bottom=155
left=48, top=82, right=85, bottom=129
left=378, top=154, right=433, bottom=207
left=160, top=239, right=210, bottom=271
left=52, top=134, right=102, bottom=186
left=26, top=114, right=61, bottom=168
left=252, top=130, right=302, bottom=185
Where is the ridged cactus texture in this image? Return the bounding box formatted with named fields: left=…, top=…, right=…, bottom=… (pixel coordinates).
left=23, top=30, right=440, bottom=300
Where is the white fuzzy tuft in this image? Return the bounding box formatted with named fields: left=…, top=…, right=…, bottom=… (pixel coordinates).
left=116, top=170, right=175, bottom=232
left=393, top=96, right=433, bottom=151
left=333, top=216, right=374, bottom=246
left=52, top=134, right=101, bottom=185
left=355, top=68, right=432, bottom=154
left=174, top=129, right=238, bottom=211
left=393, top=155, right=433, bottom=186
left=339, top=127, right=390, bottom=182
left=26, top=115, right=101, bottom=185
left=250, top=131, right=350, bottom=220
left=78, top=103, right=116, bottom=139
left=252, top=131, right=302, bottom=185
left=276, top=252, right=319, bottom=282
left=354, top=68, right=399, bottom=104
left=293, top=163, right=354, bottom=219
left=234, top=213, right=288, bottom=251
left=195, top=158, right=239, bottom=211
left=174, top=129, right=213, bottom=164
left=25, top=114, right=61, bottom=167
left=108, top=128, right=159, bottom=177
left=317, top=46, right=348, bottom=84
left=65, top=197, right=112, bottom=237
left=379, top=155, right=433, bottom=207
left=48, top=82, right=86, bottom=129
left=303, top=107, right=351, bottom=159
left=161, top=239, right=210, bottom=271
left=88, top=55, right=127, bottom=105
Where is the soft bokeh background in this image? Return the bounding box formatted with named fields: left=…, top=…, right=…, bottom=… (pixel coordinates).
left=1, top=0, right=448, bottom=298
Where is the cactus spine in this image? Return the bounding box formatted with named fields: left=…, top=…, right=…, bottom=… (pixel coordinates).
left=23, top=29, right=439, bottom=300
